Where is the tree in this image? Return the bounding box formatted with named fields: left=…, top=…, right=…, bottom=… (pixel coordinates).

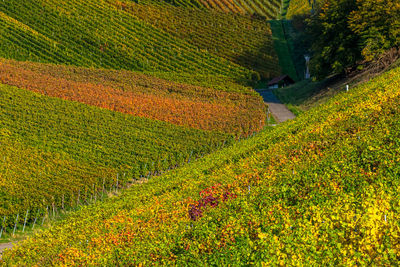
left=348, top=0, right=400, bottom=61
left=305, top=0, right=361, bottom=79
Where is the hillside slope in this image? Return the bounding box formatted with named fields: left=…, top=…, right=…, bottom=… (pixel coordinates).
left=0, top=59, right=266, bottom=135
left=150, top=0, right=282, bottom=18
left=3, top=65, right=400, bottom=265
left=0, top=0, right=249, bottom=80
left=0, top=81, right=234, bottom=229
left=0, top=0, right=286, bottom=82
left=287, top=0, right=317, bottom=18
left=110, top=0, right=280, bottom=78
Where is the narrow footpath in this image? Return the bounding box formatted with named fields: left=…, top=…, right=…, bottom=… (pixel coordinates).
left=257, top=89, right=296, bottom=123
left=0, top=242, right=14, bottom=259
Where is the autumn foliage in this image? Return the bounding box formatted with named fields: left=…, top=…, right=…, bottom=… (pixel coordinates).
left=0, top=59, right=266, bottom=136
left=4, top=65, right=400, bottom=265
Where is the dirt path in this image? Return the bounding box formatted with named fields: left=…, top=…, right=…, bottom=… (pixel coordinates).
left=257, top=89, right=296, bottom=123
left=0, top=242, right=14, bottom=259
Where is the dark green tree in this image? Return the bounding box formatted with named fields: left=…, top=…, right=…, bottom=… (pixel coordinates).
left=349, top=0, right=400, bottom=61
left=305, top=0, right=361, bottom=79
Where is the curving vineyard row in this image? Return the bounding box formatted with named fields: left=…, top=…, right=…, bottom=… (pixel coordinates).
left=111, top=0, right=280, bottom=78
left=0, top=0, right=250, bottom=81
left=0, top=82, right=233, bottom=231
left=286, top=0, right=318, bottom=18
left=151, top=0, right=282, bottom=18
left=158, top=0, right=204, bottom=8
left=3, top=64, right=400, bottom=265
left=0, top=59, right=266, bottom=135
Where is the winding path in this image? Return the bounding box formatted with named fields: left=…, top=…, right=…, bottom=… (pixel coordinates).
left=256, top=89, right=296, bottom=123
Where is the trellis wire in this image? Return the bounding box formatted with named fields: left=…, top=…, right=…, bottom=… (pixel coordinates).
left=1, top=144, right=236, bottom=239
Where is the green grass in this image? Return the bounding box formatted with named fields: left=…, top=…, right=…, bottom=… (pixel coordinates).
left=269, top=20, right=299, bottom=81
left=273, top=79, right=324, bottom=114
left=273, top=73, right=373, bottom=115
left=253, top=80, right=268, bottom=89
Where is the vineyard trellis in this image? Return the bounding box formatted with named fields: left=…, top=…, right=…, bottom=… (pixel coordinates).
left=151, top=0, right=283, bottom=18
left=0, top=0, right=251, bottom=80
left=0, top=58, right=267, bottom=134
left=0, top=135, right=240, bottom=239
left=109, top=0, right=280, bottom=78
left=4, top=56, right=400, bottom=265
left=0, top=81, right=247, bottom=232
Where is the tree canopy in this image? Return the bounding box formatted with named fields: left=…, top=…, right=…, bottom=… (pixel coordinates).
left=349, top=0, right=400, bottom=61
left=304, top=0, right=400, bottom=79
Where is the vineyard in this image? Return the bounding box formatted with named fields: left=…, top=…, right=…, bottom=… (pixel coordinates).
left=0, top=0, right=252, bottom=81
left=0, top=81, right=236, bottom=235
left=109, top=0, right=280, bottom=78
left=0, top=0, right=286, bottom=246
left=0, top=59, right=266, bottom=135
left=286, top=0, right=316, bottom=18
left=151, top=0, right=283, bottom=18
left=3, top=61, right=400, bottom=264
left=0, top=0, right=291, bottom=84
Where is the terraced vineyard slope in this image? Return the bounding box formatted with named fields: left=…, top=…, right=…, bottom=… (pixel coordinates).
left=110, top=0, right=280, bottom=78
left=155, top=0, right=283, bottom=18
left=0, top=0, right=286, bottom=83
left=0, top=80, right=238, bottom=233
left=0, top=0, right=281, bottom=245
left=287, top=0, right=317, bottom=18
left=3, top=61, right=400, bottom=265
left=0, top=59, right=266, bottom=134
left=0, top=0, right=250, bottom=81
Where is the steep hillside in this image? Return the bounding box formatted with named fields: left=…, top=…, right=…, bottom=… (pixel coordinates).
left=4, top=65, right=400, bottom=265
left=0, top=0, right=286, bottom=82
left=0, top=81, right=233, bottom=233
left=287, top=0, right=313, bottom=18
left=147, top=0, right=282, bottom=18
left=0, top=0, right=250, bottom=81
left=0, top=0, right=283, bottom=246
left=110, top=0, right=280, bottom=78
left=270, top=20, right=300, bottom=81
left=0, top=59, right=266, bottom=134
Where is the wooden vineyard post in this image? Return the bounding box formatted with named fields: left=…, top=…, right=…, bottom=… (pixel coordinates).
left=12, top=214, right=19, bottom=236
left=32, top=210, right=39, bottom=230
left=188, top=151, right=193, bottom=163
left=90, top=184, right=94, bottom=202
left=22, top=209, right=29, bottom=232
left=94, top=184, right=97, bottom=203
